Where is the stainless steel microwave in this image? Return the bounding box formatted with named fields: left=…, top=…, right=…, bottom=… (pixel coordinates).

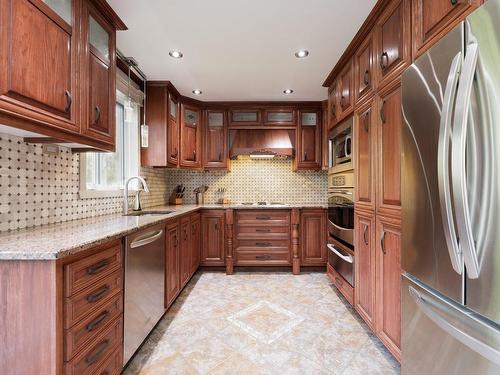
left=328, top=117, right=353, bottom=174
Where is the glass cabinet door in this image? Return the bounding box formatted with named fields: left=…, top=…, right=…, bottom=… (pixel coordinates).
left=184, top=109, right=198, bottom=126
left=89, top=15, right=110, bottom=60
left=264, top=108, right=296, bottom=126
left=43, top=0, right=72, bottom=24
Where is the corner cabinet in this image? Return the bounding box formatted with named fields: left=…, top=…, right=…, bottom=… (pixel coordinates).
left=180, top=103, right=202, bottom=169
left=203, top=110, right=228, bottom=170
left=80, top=0, right=116, bottom=146
left=200, top=210, right=225, bottom=266
left=296, top=110, right=321, bottom=170
left=0, top=0, right=125, bottom=151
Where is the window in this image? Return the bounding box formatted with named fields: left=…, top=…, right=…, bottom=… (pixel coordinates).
left=80, top=91, right=140, bottom=198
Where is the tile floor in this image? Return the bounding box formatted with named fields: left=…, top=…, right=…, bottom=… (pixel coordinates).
left=123, top=271, right=400, bottom=375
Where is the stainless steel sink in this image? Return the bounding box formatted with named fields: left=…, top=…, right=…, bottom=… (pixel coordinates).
left=126, top=210, right=173, bottom=216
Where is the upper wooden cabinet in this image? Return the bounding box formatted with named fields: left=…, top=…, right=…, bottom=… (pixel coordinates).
left=229, top=109, right=261, bottom=127
left=375, top=0, right=410, bottom=88
left=354, top=33, right=375, bottom=104
left=264, top=108, right=296, bottom=127
left=203, top=110, right=228, bottom=170
left=300, top=209, right=327, bottom=266
left=338, top=61, right=354, bottom=119
left=412, top=0, right=480, bottom=57
left=0, top=0, right=125, bottom=150
left=328, top=80, right=339, bottom=128
left=296, top=110, right=321, bottom=170
left=200, top=210, right=225, bottom=266
left=167, top=93, right=180, bottom=166
left=80, top=1, right=116, bottom=145
left=180, top=103, right=202, bottom=169
left=0, top=0, right=79, bottom=133
left=376, top=80, right=402, bottom=217
left=354, top=100, right=376, bottom=210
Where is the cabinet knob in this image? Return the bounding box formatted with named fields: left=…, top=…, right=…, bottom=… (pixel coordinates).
left=380, top=52, right=389, bottom=70
left=64, top=90, right=72, bottom=113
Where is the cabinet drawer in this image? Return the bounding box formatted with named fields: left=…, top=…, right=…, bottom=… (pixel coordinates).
left=236, top=239, right=290, bottom=251
left=235, top=210, right=290, bottom=226
left=65, top=242, right=122, bottom=297
left=65, top=317, right=122, bottom=375
left=97, top=345, right=123, bottom=375
left=236, top=251, right=291, bottom=265
left=236, top=225, right=290, bottom=238
left=65, top=270, right=122, bottom=329
left=64, top=293, right=123, bottom=361
left=327, top=263, right=354, bottom=306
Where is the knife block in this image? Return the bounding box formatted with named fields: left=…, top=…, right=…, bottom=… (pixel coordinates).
left=169, top=192, right=183, bottom=205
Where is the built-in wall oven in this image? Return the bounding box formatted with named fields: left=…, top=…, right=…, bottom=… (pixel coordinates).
left=328, top=170, right=354, bottom=247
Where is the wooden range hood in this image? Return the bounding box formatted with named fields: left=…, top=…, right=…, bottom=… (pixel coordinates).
left=229, top=129, right=295, bottom=159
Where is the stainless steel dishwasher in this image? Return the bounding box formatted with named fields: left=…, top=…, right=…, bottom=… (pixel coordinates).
left=124, top=223, right=165, bottom=365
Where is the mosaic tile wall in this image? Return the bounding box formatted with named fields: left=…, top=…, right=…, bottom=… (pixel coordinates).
left=167, top=158, right=328, bottom=205
left=0, top=133, right=168, bottom=232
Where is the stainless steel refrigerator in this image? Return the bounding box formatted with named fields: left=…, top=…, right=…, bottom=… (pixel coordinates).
left=401, top=1, right=500, bottom=373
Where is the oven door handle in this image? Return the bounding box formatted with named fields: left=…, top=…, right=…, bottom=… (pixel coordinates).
left=327, top=244, right=353, bottom=264
left=329, top=221, right=353, bottom=232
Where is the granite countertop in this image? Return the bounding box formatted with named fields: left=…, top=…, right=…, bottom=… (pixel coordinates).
left=0, top=203, right=327, bottom=260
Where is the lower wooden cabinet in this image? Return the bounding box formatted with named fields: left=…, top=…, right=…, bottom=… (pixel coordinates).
left=300, top=209, right=327, bottom=266
left=354, top=210, right=376, bottom=329
left=165, top=220, right=180, bottom=308
left=375, top=214, right=401, bottom=360
left=190, top=213, right=201, bottom=275
left=180, top=216, right=192, bottom=288
left=200, top=210, right=225, bottom=266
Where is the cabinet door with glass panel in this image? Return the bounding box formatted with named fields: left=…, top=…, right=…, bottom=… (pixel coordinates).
left=0, top=0, right=79, bottom=133
left=296, top=110, right=321, bottom=170
left=180, top=103, right=202, bottom=169
left=264, top=108, right=296, bottom=127
left=167, top=93, right=180, bottom=166
left=204, top=110, right=228, bottom=170
left=80, top=0, right=116, bottom=146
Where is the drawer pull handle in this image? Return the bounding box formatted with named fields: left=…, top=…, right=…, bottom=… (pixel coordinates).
left=94, top=105, right=101, bottom=124
left=380, top=51, right=389, bottom=70
left=256, top=255, right=272, bottom=260
left=256, top=242, right=272, bottom=247
left=363, top=225, right=368, bottom=245
left=363, top=69, right=370, bottom=86
left=87, top=260, right=110, bottom=275
left=256, top=216, right=271, bottom=220
left=64, top=90, right=72, bottom=113
left=86, top=285, right=110, bottom=303
left=255, top=228, right=271, bottom=233
left=85, top=339, right=109, bottom=365
left=86, top=310, right=110, bottom=332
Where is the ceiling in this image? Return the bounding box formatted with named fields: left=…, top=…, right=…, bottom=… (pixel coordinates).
left=108, top=0, right=377, bottom=102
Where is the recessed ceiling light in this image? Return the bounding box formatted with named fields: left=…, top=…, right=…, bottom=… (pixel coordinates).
left=295, top=50, right=309, bottom=58
left=283, top=89, right=294, bottom=94
left=169, top=50, right=183, bottom=59
left=192, top=89, right=202, bottom=95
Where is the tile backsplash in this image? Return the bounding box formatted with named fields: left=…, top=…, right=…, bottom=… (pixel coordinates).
left=0, top=133, right=168, bottom=232
left=168, top=158, right=328, bottom=205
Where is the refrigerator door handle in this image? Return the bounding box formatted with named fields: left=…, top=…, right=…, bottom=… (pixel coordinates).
left=409, top=285, right=500, bottom=366
left=451, top=42, right=481, bottom=278
left=437, top=52, right=463, bottom=275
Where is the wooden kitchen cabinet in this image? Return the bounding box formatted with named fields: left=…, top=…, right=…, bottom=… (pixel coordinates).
left=0, top=0, right=79, bottom=133
left=0, top=0, right=125, bottom=151
left=296, top=110, right=321, bottom=170
left=229, top=109, right=261, bottom=127
left=200, top=210, right=225, bottom=266
left=376, top=80, right=402, bottom=217
left=204, top=110, right=228, bottom=170
left=375, top=215, right=401, bottom=360
left=165, top=220, right=180, bottom=308
left=321, top=100, right=329, bottom=170
left=412, top=0, right=481, bottom=58
left=354, top=32, right=375, bottom=104
left=328, top=80, right=339, bottom=128
left=190, top=213, right=201, bottom=275
left=80, top=0, right=116, bottom=145
left=168, top=93, right=180, bottom=166
left=354, top=210, right=376, bottom=329
left=180, top=103, right=202, bottom=169
left=354, top=100, right=375, bottom=211
left=300, top=209, right=327, bottom=266
left=180, top=216, right=191, bottom=288
left=264, top=107, right=296, bottom=127
left=374, top=0, right=410, bottom=88
left=338, top=60, right=354, bottom=120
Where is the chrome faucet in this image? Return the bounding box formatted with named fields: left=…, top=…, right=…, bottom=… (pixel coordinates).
left=123, top=176, right=150, bottom=215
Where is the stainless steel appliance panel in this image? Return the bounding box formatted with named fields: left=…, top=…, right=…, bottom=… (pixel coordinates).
left=402, top=274, right=500, bottom=375
left=124, top=223, right=166, bottom=364
left=327, top=239, right=354, bottom=286
left=401, top=24, right=464, bottom=303
left=463, top=1, right=500, bottom=323
left=328, top=188, right=354, bottom=246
